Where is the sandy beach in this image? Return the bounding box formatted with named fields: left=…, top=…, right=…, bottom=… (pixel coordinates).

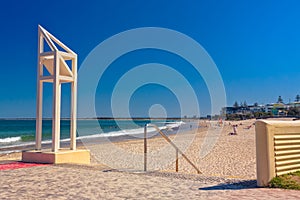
left=84, top=119, right=257, bottom=179
left=1, top=119, right=300, bottom=199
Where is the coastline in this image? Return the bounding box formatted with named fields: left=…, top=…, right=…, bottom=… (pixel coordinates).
left=0, top=118, right=190, bottom=149
left=0, top=119, right=257, bottom=179
left=3, top=119, right=300, bottom=199
left=0, top=119, right=197, bottom=153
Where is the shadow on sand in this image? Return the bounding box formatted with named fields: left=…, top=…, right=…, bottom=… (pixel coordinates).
left=199, top=180, right=257, bottom=190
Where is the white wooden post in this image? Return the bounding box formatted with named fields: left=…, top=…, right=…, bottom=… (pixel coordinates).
left=70, top=56, right=77, bottom=150
left=52, top=52, right=61, bottom=152
left=35, top=29, right=44, bottom=150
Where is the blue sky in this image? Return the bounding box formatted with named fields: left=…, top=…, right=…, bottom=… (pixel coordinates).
left=0, top=0, right=300, bottom=118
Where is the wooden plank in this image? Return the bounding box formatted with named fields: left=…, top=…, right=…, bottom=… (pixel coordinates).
left=147, top=124, right=201, bottom=174
left=58, top=75, right=74, bottom=82
left=70, top=56, right=77, bottom=150
left=38, top=28, right=44, bottom=54
left=144, top=125, right=147, bottom=171
left=35, top=76, right=43, bottom=150
left=52, top=52, right=61, bottom=152
left=41, top=79, right=54, bottom=83
left=59, top=51, right=76, bottom=60
left=40, top=75, right=54, bottom=81
left=40, top=51, right=55, bottom=58
left=176, top=149, right=179, bottom=172
left=59, top=55, right=73, bottom=77
left=35, top=30, right=43, bottom=150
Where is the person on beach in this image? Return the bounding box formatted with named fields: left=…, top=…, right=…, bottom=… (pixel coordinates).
left=218, top=118, right=223, bottom=126
left=244, top=125, right=252, bottom=129
left=229, top=124, right=238, bottom=135
left=233, top=124, right=237, bottom=135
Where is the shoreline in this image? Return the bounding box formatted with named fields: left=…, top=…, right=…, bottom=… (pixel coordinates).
left=1, top=119, right=258, bottom=179
left=0, top=120, right=200, bottom=154
left=0, top=123, right=203, bottom=156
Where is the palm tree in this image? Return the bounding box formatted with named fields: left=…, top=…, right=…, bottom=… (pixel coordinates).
left=296, top=95, right=300, bottom=102
left=233, top=101, right=239, bottom=108
left=243, top=101, right=248, bottom=107
left=277, top=96, right=283, bottom=104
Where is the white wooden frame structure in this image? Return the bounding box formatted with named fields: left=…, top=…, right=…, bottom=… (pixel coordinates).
left=36, top=25, right=77, bottom=152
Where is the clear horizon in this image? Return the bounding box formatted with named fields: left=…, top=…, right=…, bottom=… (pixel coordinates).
left=1, top=1, right=300, bottom=118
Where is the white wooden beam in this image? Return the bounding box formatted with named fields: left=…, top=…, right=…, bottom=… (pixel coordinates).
left=70, top=56, right=77, bottom=150
left=38, top=25, right=58, bottom=52
left=39, top=75, right=55, bottom=81
left=59, top=55, right=73, bottom=77
left=59, top=51, right=76, bottom=60
left=52, top=52, right=61, bottom=152
left=36, top=77, right=43, bottom=149
left=40, top=25, right=76, bottom=55
left=58, top=76, right=74, bottom=82
left=35, top=29, right=43, bottom=150
left=40, top=51, right=55, bottom=58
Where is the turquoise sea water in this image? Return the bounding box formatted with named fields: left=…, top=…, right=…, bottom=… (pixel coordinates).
left=0, top=119, right=186, bottom=150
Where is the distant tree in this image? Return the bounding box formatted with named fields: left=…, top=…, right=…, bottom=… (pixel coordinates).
left=296, top=95, right=300, bottom=102
left=243, top=101, right=248, bottom=107
left=288, top=107, right=300, bottom=116
left=254, top=102, right=258, bottom=107
left=277, top=96, right=283, bottom=104
left=254, top=111, right=273, bottom=119
left=233, top=101, right=239, bottom=108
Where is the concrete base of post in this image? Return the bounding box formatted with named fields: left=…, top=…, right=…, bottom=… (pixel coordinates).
left=22, top=149, right=90, bottom=164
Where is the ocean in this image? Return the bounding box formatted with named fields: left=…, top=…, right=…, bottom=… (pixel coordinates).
left=0, top=119, right=193, bottom=153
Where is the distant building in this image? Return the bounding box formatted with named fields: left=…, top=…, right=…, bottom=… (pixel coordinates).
left=222, top=107, right=238, bottom=115
left=248, top=105, right=265, bottom=113
left=289, top=102, right=300, bottom=108
left=265, top=103, right=274, bottom=113
left=223, top=101, right=300, bottom=119
left=267, top=103, right=287, bottom=115
left=222, top=104, right=264, bottom=115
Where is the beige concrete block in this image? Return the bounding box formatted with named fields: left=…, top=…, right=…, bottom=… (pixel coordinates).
left=22, top=149, right=90, bottom=164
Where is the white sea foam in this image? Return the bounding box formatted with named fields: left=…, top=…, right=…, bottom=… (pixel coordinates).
left=0, top=122, right=184, bottom=151
left=76, top=122, right=184, bottom=140
left=0, top=136, right=21, bottom=144
left=76, top=125, right=163, bottom=140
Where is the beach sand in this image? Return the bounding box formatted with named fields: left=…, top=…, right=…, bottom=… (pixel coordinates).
left=1, top=119, right=300, bottom=199
left=86, top=119, right=257, bottom=179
